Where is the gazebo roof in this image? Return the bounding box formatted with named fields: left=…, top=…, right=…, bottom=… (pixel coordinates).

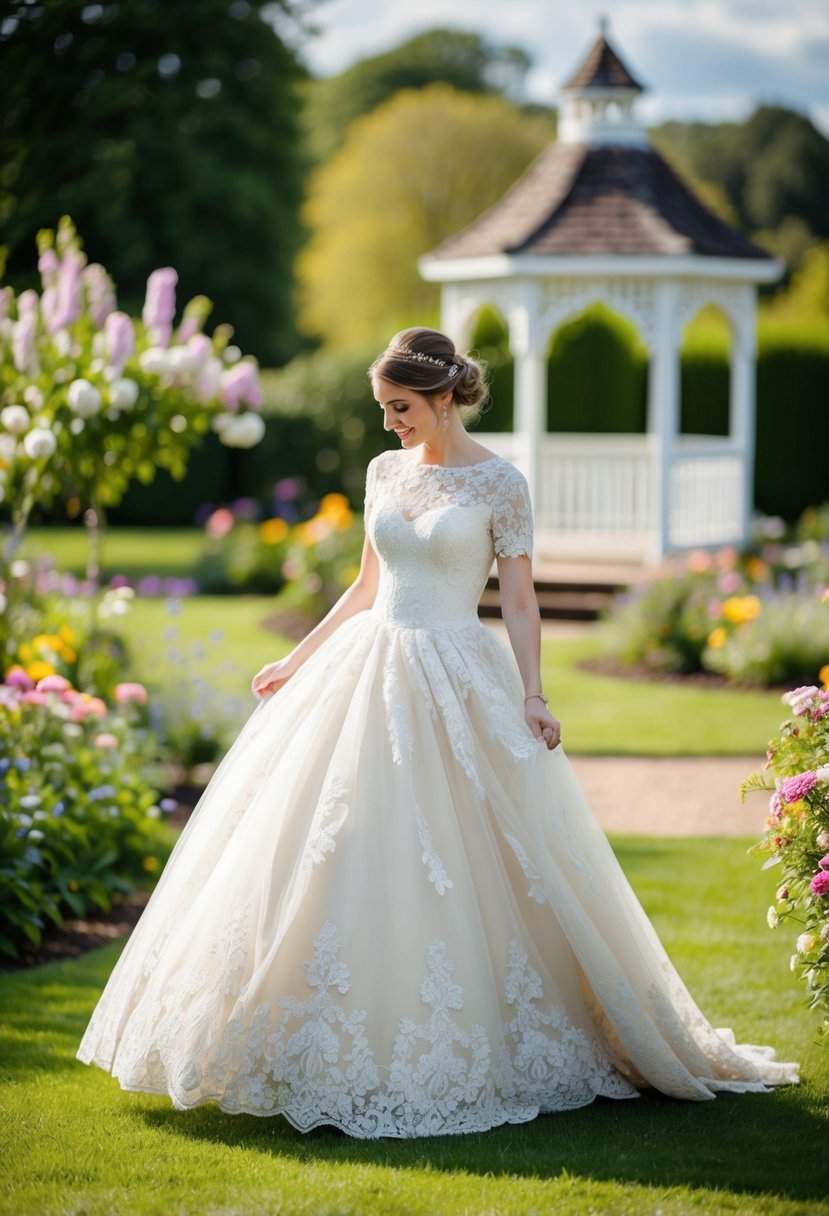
left=561, top=31, right=644, bottom=93
left=425, top=143, right=773, bottom=262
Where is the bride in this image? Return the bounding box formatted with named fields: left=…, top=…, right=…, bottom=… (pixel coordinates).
left=77, top=326, right=798, bottom=1137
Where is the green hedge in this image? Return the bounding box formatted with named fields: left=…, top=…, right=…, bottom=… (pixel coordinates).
left=101, top=310, right=829, bottom=525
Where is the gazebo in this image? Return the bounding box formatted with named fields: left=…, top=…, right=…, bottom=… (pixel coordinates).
left=419, top=21, right=781, bottom=562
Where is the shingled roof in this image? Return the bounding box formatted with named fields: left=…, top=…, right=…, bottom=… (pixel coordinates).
left=427, top=141, right=773, bottom=263
left=562, top=32, right=644, bottom=93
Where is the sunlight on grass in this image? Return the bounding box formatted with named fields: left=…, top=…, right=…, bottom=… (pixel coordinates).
left=1, top=837, right=826, bottom=1216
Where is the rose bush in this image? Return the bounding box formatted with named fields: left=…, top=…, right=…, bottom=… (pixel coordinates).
left=742, top=675, right=829, bottom=1033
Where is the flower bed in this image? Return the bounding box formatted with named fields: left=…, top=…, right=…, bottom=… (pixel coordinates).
left=743, top=680, right=829, bottom=1033
left=0, top=671, right=173, bottom=959
left=601, top=512, right=829, bottom=687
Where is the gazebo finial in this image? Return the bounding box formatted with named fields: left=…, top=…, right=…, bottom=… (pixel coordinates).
left=598, top=13, right=610, bottom=37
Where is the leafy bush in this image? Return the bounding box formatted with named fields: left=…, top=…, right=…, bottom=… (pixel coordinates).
left=742, top=678, right=829, bottom=1035
left=601, top=513, right=829, bottom=686
left=0, top=672, right=173, bottom=958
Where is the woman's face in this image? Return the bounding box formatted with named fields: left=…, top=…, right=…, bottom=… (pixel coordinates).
left=372, top=376, right=450, bottom=450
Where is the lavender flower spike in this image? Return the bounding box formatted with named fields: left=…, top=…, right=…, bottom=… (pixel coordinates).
left=143, top=267, right=178, bottom=348
left=105, top=311, right=135, bottom=377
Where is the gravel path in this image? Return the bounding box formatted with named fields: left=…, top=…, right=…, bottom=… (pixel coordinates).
left=567, top=754, right=770, bottom=837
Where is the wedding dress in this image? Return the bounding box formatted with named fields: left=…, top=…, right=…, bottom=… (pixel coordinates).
left=77, top=449, right=798, bottom=1137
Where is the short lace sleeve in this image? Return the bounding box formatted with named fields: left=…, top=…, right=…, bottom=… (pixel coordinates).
left=490, top=465, right=534, bottom=559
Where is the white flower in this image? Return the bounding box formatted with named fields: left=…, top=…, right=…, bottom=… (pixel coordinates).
left=52, top=329, right=72, bottom=357
left=67, top=378, right=102, bottom=418
left=796, top=932, right=816, bottom=955
left=166, top=344, right=196, bottom=375
left=109, top=377, right=140, bottom=410
left=22, top=427, right=57, bottom=459
left=210, top=412, right=234, bottom=435
left=223, top=344, right=241, bottom=364
left=790, top=954, right=799, bottom=972
left=815, top=766, right=829, bottom=786
left=23, top=386, right=43, bottom=409
left=1, top=404, right=29, bottom=435
left=217, top=412, right=265, bottom=449
left=767, top=906, right=779, bottom=928
left=139, top=346, right=170, bottom=376
left=0, top=592, right=5, bottom=613
left=10, top=559, right=29, bottom=578
left=0, top=434, right=16, bottom=462
left=820, top=924, right=829, bottom=944
left=817, top=830, right=829, bottom=850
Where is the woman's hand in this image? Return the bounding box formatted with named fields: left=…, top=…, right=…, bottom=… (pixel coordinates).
left=251, top=656, right=297, bottom=700
left=524, top=700, right=562, bottom=750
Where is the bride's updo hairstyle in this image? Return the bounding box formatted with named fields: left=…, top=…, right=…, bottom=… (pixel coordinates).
left=369, top=327, right=488, bottom=425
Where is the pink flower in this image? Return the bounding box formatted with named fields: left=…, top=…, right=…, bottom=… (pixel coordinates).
left=21, top=690, right=49, bottom=705
left=819, top=855, right=829, bottom=871
left=94, top=732, right=119, bottom=749
left=220, top=361, right=262, bottom=412
left=105, top=311, right=135, bottom=376
left=70, top=696, right=108, bottom=721
left=114, top=681, right=148, bottom=705
left=48, top=248, right=85, bottom=333
left=781, top=771, right=818, bottom=804
left=36, top=674, right=72, bottom=693
left=205, top=508, right=235, bottom=538
left=5, top=666, right=34, bottom=690
left=810, top=871, right=829, bottom=897
left=84, top=263, right=116, bottom=327
left=142, top=267, right=178, bottom=347
left=768, top=791, right=783, bottom=819
left=717, top=571, right=741, bottom=595
left=782, top=685, right=818, bottom=716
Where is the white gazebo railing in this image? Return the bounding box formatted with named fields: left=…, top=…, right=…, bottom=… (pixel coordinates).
left=475, top=432, right=745, bottom=560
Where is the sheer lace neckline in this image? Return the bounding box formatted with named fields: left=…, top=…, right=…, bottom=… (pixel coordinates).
left=404, top=454, right=502, bottom=474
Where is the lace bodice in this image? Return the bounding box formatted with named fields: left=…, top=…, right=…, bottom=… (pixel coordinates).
left=364, top=450, right=534, bottom=631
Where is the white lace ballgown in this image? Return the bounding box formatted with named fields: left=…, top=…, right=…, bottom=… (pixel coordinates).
left=77, top=450, right=798, bottom=1137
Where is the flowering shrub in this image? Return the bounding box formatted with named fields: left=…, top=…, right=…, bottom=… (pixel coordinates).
left=0, top=216, right=265, bottom=537
left=743, top=677, right=829, bottom=1033
left=194, top=486, right=363, bottom=614
left=601, top=514, right=829, bottom=686
left=0, top=671, right=173, bottom=958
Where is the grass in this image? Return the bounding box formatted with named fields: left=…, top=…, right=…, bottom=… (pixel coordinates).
left=1, top=837, right=826, bottom=1216
left=27, top=525, right=786, bottom=754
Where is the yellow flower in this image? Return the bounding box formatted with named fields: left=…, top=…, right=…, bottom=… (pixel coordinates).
left=142, top=856, right=160, bottom=872
left=58, top=625, right=76, bottom=643
left=26, top=659, right=56, bottom=681
left=707, top=627, right=728, bottom=649
left=59, top=645, right=77, bottom=662
left=721, top=595, right=761, bottom=624
left=820, top=664, right=829, bottom=690
left=18, top=642, right=33, bottom=662
left=259, top=517, right=289, bottom=545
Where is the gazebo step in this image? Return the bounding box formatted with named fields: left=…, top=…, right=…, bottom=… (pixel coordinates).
left=479, top=572, right=633, bottom=621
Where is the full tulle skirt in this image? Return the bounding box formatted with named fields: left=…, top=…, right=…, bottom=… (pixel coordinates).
left=76, top=610, right=798, bottom=1137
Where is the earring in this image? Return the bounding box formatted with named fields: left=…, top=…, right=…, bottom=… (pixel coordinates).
left=442, top=404, right=449, bottom=430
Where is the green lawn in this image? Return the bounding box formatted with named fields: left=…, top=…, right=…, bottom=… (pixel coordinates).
left=1, top=837, right=825, bottom=1216
left=27, top=526, right=787, bottom=754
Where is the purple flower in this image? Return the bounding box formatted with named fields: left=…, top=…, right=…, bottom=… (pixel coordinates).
left=105, top=310, right=135, bottom=375
left=274, top=477, right=300, bottom=501
left=88, top=784, right=118, bottom=802
left=84, top=263, right=116, bottom=326
left=12, top=313, right=38, bottom=377
left=780, top=771, right=818, bottom=804
left=810, top=871, right=829, bottom=897
left=220, top=361, right=261, bottom=412
left=109, top=573, right=132, bottom=589
left=137, top=575, right=163, bottom=596
left=48, top=248, right=85, bottom=332
left=142, top=267, right=178, bottom=347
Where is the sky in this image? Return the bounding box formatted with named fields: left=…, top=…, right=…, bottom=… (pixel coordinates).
left=298, top=0, right=829, bottom=136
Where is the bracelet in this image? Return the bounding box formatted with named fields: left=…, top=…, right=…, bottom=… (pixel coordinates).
left=524, top=692, right=549, bottom=705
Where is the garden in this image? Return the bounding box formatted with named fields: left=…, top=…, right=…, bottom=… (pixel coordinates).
left=3, top=4, right=829, bottom=1208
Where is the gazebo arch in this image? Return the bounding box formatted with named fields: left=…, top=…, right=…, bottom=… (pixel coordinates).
left=420, top=20, right=781, bottom=562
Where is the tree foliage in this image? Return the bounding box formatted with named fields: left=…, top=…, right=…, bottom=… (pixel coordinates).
left=0, top=0, right=311, bottom=365
left=297, top=85, right=551, bottom=348
left=651, top=107, right=829, bottom=272
left=302, top=28, right=535, bottom=163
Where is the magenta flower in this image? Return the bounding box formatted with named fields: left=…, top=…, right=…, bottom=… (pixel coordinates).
left=142, top=267, right=178, bottom=347
left=819, top=855, right=829, bottom=871
left=5, top=667, right=34, bottom=690
left=36, top=674, right=72, bottom=693
left=781, top=771, right=818, bottom=804
left=810, top=871, right=829, bottom=897
left=105, top=311, right=135, bottom=376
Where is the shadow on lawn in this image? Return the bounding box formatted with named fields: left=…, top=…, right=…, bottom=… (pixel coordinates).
left=137, top=1085, right=827, bottom=1205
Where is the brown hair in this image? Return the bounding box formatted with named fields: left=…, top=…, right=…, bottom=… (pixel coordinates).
left=369, top=326, right=488, bottom=425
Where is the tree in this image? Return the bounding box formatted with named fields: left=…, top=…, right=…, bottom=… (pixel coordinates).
left=0, top=0, right=312, bottom=365
left=303, top=28, right=535, bottom=163
left=297, top=85, right=551, bottom=348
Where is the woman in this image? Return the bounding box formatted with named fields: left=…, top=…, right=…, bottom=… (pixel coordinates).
left=77, top=327, right=798, bottom=1137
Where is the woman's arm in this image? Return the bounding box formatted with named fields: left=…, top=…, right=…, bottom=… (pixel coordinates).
left=251, top=532, right=380, bottom=698
left=496, top=553, right=562, bottom=750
